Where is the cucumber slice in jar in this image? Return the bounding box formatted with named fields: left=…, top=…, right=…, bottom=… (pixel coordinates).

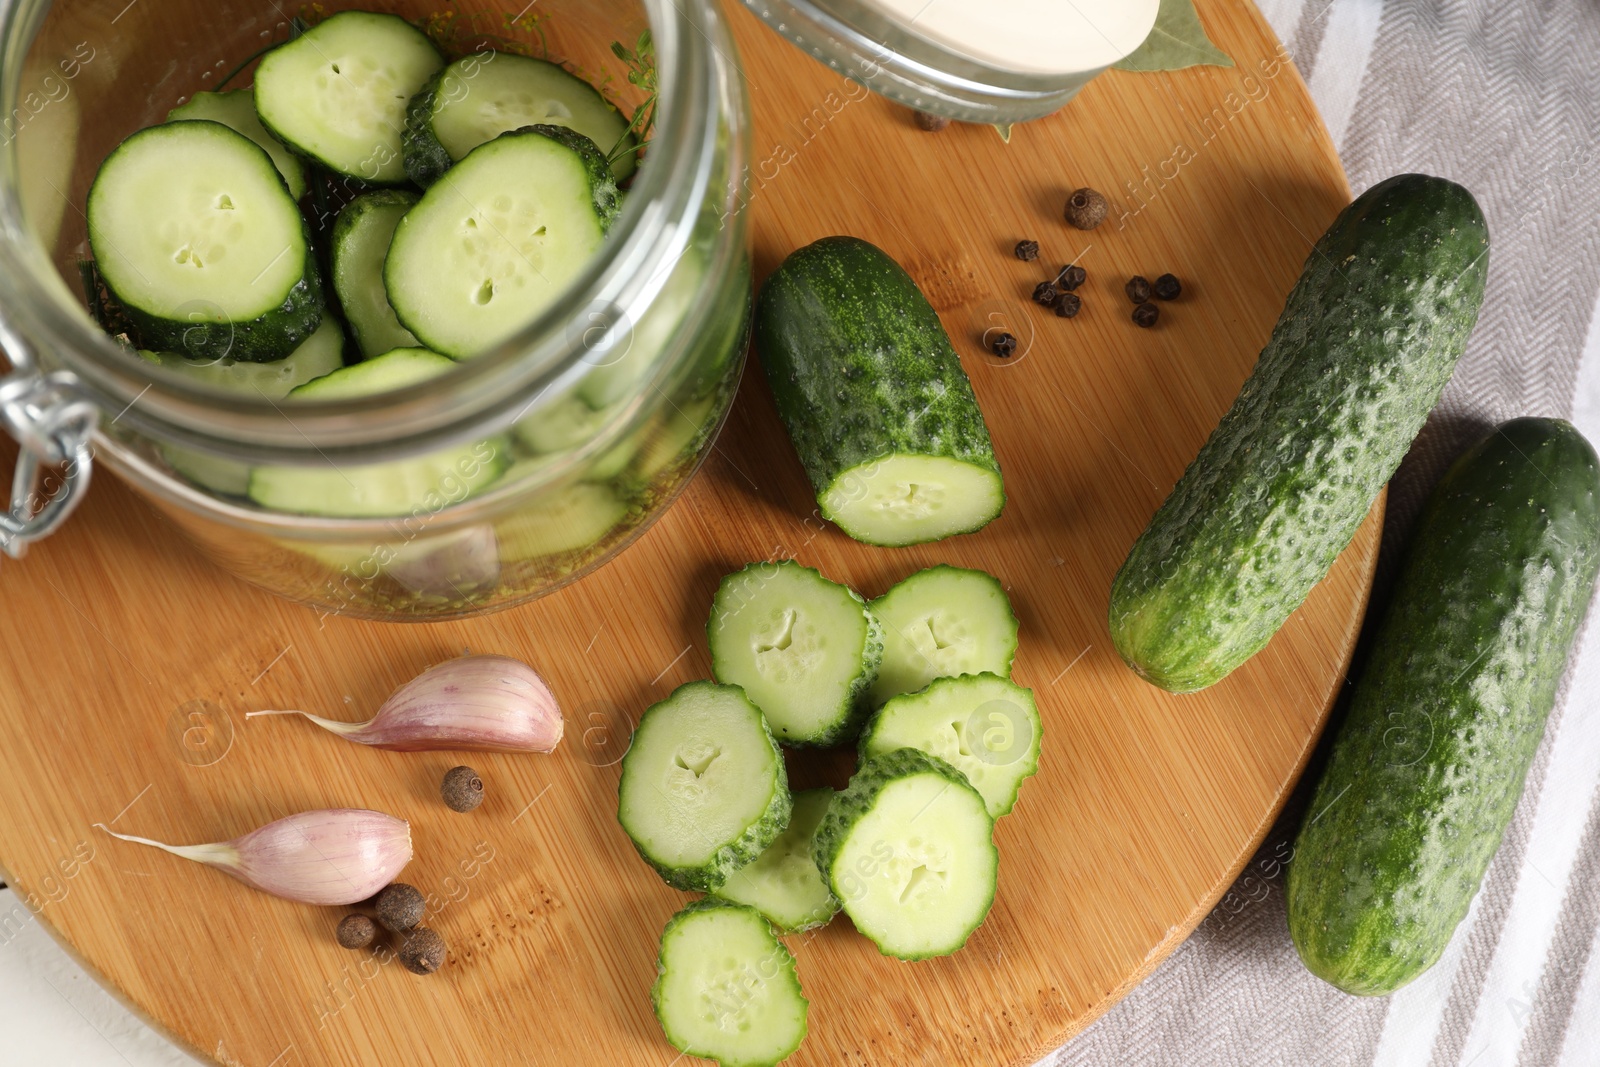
left=246, top=349, right=509, bottom=517
left=385, top=125, right=619, bottom=359
left=652, top=900, right=808, bottom=1067
left=869, top=565, right=1018, bottom=706
left=138, top=316, right=344, bottom=398
left=496, top=481, right=628, bottom=561
left=860, top=674, right=1040, bottom=818
left=714, top=788, right=840, bottom=932
left=708, top=561, right=883, bottom=746
left=86, top=121, right=323, bottom=362
left=253, top=11, right=443, bottom=184
left=403, top=51, right=636, bottom=187
left=512, top=394, right=619, bottom=454
left=618, top=681, right=791, bottom=892
left=331, top=191, right=420, bottom=358
left=815, top=747, right=997, bottom=960
left=167, top=88, right=306, bottom=199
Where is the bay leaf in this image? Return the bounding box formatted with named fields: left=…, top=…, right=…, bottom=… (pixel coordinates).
left=1115, top=0, right=1232, bottom=71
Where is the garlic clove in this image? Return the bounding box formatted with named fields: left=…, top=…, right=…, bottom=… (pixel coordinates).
left=97, top=808, right=412, bottom=907
left=248, top=654, right=563, bottom=753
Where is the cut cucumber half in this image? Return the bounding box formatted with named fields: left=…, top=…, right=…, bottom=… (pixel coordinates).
left=708, top=561, right=883, bottom=746
left=138, top=316, right=344, bottom=398
left=860, top=673, right=1040, bottom=818
left=496, top=480, right=628, bottom=561
left=403, top=51, right=636, bottom=186
left=618, top=681, right=791, bottom=892
left=253, top=11, right=443, bottom=184
left=385, top=125, right=618, bottom=359
left=714, top=788, right=840, bottom=932
left=168, top=88, right=306, bottom=199
left=247, top=349, right=509, bottom=517
left=86, top=120, right=323, bottom=362
left=816, top=747, right=997, bottom=960
left=823, top=454, right=1006, bottom=548
left=869, top=565, right=1018, bottom=705
left=652, top=899, right=808, bottom=1067
left=331, top=190, right=420, bottom=358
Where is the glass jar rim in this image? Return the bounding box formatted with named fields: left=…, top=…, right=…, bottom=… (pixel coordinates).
left=0, top=0, right=727, bottom=467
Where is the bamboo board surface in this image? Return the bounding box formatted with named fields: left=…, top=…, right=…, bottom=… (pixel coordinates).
left=0, top=0, right=1374, bottom=1063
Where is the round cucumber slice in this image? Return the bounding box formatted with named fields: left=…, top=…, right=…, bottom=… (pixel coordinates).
left=869, top=564, right=1018, bottom=706
left=708, top=561, right=882, bottom=746
left=331, top=190, right=421, bottom=358
left=618, top=681, right=791, bottom=892
left=822, top=454, right=1005, bottom=547
left=138, top=317, right=344, bottom=398
left=385, top=126, right=615, bottom=359
left=87, top=120, right=321, bottom=361
left=404, top=51, right=636, bottom=185
left=860, top=673, right=1041, bottom=818
left=815, top=748, right=997, bottom=960
left=496, top=480, right=627, bottom=561
left=714, top=788, right=840, bottom=932
left=253, top=11, right=443, bottom=184
left=652, top=900, right=808, bottom=1067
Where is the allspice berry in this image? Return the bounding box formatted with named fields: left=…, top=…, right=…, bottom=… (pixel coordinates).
left=1133, top=302, right=1160, bottom=328
left=336, top=914, right=376, bottom=950
left=442, top=765, right=485, bottom=813
left=374, top=882, right=426, bottom=932
left=914, top=110, right=950, bottom=131
left=399, top=927, right=448, bottom=975
left=1065, top=187, right=1109, bottom=230
left=1125, top=275, right=1153, bottom=304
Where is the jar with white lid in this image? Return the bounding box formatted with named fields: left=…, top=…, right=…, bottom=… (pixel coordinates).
left=743, top=0, right=1161, bottom=123
left=0, top=0, right=750, bottom=619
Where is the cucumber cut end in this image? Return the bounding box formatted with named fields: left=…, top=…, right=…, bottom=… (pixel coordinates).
left=652, top=901, right=808, bottom=1067
left=819, top=749, right=997, bottom=960
left=821, top=455, right=1003, bottom=547
left=708, top=561, right=881, bottom=746
left=618, top=682, right=790, bottom=892
left=869, top=565, right=1018, bottom=706
left=861, top=674, right=1041, bottom=819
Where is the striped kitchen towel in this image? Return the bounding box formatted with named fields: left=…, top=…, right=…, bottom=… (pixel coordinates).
left=1044, top=1, right=1600, bottom=1065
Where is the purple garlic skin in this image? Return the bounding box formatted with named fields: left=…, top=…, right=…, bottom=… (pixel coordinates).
left=356, top=654, right=563, bottom=752
left=97, top=809, right=412, bottom=907
left=251, top=654, right=564, bottom=753
left=232, top=809, right=413, bottom=905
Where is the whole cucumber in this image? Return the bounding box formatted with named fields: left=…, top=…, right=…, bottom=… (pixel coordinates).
left=1287, top=418, right=1600, bottom=995
left=1109, top=174, right=1489, bottom=692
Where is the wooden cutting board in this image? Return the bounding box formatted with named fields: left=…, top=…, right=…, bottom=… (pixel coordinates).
left=0, top=1, right=1372, bottom=1063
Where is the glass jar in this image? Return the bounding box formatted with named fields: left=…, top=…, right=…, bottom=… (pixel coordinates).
left=0, top=0, right=750, bottom=619
left=741, top=0, right=1160, bottom=124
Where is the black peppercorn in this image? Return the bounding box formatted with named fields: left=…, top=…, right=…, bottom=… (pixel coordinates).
left=989, top=332, right=1018, bottom=358
left=374, top=882, right=426, bottom=932
left=914, top=110, right=950, bottom=131
left=442, top=765, right=485, bottom=813
left=1055, top=292, right=1082, bottom=318
left=1154, top=273, right=1182, bottom=300
left=1056, top=264, right=1087, bottom=291
left=1133, top=302, right=1159, bottom=328
left=1065, top=187, right=1109, bottom=230
left=336, top=914, right=376, bottom=950
left=1125, top=275, right=1153, bottom=304
left=1014, top=239, right=1039, bottom=262
left=1031, top=281, right=1059, bottom=307
left=399, top=927, right=448, bottom=975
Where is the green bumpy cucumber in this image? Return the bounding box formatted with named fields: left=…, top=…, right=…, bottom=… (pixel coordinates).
left=1287, top=418, right=1600, bottom=995
left=1109, top=174, right=1489, bottom=692
left=754, top=236, right=1004, bottom=546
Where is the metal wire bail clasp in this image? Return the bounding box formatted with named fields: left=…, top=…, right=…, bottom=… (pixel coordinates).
left=0, top=361, right=97, bottom=561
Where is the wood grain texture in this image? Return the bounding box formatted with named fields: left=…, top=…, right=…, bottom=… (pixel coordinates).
left=0, top=0, right=1376, bottom=1064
